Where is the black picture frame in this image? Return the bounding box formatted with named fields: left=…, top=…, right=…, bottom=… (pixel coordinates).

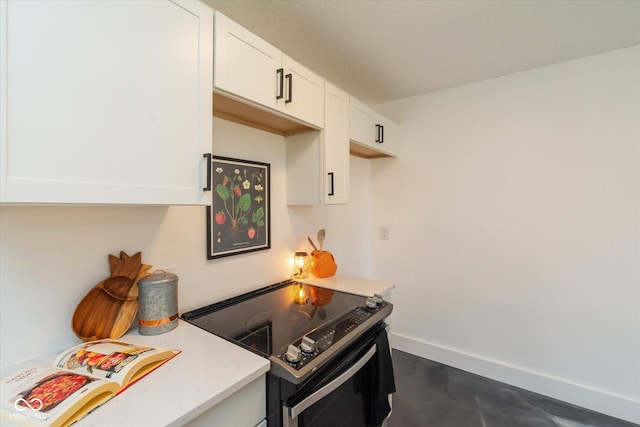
left=207, top=156, right=270, bottom=259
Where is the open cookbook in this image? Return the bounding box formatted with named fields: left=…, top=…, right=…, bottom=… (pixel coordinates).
left=1, top=340, right=180, bottom=427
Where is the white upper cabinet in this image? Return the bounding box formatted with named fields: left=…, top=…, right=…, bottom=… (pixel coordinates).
left=280, top=55, right=324, bottom=129
left=349, top=97, right=398, bottom=158
left=214, top=12, right=324, bottom=129
left=376, top=115, right=399, bottom=157
left=286, top=82, right=349, bottom=205
left=213, top=10, right=281, bottom=112
left=350, top=97, right=378, bottom=147
left=0, top=0, right=213, bottom=205
left=323, top=83, right=350, bottom=204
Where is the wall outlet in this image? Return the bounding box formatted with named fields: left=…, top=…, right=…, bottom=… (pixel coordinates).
left=380, top=226, right=390, bottom=240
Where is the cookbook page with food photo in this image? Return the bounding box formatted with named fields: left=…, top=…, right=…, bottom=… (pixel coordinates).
left=0, top=366, right=116, bottom=427
left=52, top=340, right=179, bottom=391
left=0, top=340, right=179, bottom=427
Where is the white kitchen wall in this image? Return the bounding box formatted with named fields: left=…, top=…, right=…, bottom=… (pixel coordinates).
left=372, top=46, right=640, bottom=423
left=0, top=117, right=371, bottom=367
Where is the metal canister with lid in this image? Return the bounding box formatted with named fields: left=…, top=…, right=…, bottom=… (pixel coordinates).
left=137, top=271, right=179, bottom=335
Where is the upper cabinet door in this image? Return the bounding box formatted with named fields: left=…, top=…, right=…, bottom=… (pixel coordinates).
left=323, top=83, right=350, bottom=205
left=376, top=116, right=399, bottom=157
left=349, top=97, right=398, bottom=158
left=281, top=55, right=324, bottom=129
left=0, top=0, right=213, bottom=205
left=349, top=97, right=378, bottom=146
left=214, top=11, right=281, bottom=111
left=285, top=82, right=347, bottom=206
left=213, top=12, right=324, bottom=130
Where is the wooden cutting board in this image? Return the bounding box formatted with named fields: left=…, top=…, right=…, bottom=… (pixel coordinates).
left=72, top=251, right=151, bottom=342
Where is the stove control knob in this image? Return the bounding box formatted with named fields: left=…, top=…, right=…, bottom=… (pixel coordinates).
left=300, top=336, right=317, bottom=354
left=366, top=297, right=378, bottom=309
left=373, top=294, right=384, bottom=305
left=285, top=344, right=302, bottom=363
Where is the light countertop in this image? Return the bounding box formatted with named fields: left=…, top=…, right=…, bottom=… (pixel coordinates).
left=77, top=321, right=269, bottom=427
left=1, top=321, right=270, bottom=427
left=297, top=274, right=395, bottom=298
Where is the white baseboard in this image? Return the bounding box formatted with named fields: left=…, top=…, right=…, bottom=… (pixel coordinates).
left=391, top=332, right=640, bottom=425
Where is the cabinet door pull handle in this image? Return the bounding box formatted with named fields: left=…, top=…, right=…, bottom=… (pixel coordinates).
left=285, top=73, right=293, bottom=103
left=328, top=172, right=334, bottom=196
left=375, top=124, right=384, bottom=144
left=276, top=68, right=284, bottom=100
left=203, top=153, right=212, bottom=191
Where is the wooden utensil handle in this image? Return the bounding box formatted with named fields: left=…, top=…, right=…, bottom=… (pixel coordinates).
left=307, top=236, right=318, bottom=251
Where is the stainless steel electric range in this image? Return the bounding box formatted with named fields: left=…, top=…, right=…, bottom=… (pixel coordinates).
left=181, top=279, right=395, bottom=427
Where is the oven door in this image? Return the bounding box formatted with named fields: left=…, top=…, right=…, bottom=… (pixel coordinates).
left=281, top=324, right=394, bottom=427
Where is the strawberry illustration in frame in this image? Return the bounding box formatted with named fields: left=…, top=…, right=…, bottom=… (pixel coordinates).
left=206, top=156, right=270, bottom=259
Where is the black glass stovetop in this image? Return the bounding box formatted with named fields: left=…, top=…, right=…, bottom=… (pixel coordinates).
left=182, top=280, right=393, bottom=384
left=181, top=280, right=366, bottom=358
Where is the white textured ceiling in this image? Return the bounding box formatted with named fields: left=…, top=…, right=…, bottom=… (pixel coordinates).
left=204, top=0, right=640, bottom=105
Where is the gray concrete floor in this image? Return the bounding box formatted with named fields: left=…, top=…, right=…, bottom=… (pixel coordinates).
left=388, top=349, right=638, bottom=427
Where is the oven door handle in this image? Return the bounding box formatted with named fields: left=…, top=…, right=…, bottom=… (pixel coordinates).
left=284, top=343, right=377, bottom=424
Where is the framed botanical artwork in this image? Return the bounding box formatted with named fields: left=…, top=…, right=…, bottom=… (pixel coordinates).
left=206, top=156, right=270, bottom=259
